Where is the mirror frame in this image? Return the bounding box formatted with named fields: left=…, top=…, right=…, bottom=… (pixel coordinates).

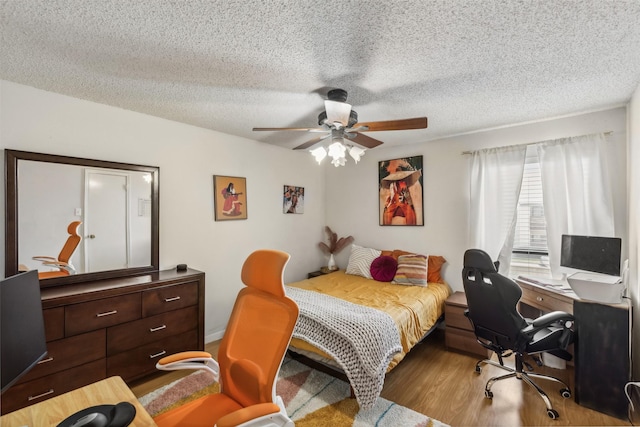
left=5, top=149, right=160, bottom=287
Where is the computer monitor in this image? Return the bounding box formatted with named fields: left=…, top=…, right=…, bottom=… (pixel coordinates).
left=1, top=270, right=47, bottom=394
left=560, top=234, right=622, bottom=277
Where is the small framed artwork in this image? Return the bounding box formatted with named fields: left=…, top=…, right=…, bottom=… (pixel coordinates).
left=213, top=175, right=247, bottom=221
left=283, top=185, right=304, bottom=214
left=378, top=155, right=424, bottom=226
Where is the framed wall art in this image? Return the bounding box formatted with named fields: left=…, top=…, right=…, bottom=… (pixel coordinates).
left=213, top=175, right=247, bottom=221
left=378, top=155, right=424, bottom=226
left=283, top=185, right=304, bottom=214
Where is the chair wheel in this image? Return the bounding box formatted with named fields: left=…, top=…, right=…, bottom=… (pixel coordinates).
left=484, top=390, right=493, bottom=399
left=560, top=388, right=572, bottom=399
left=547, top=409, right=559, bottom=419
left=475, top=365, right=482, bottom=373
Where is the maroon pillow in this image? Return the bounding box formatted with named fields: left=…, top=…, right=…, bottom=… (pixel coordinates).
left=370, top=255, right=398, bottom=282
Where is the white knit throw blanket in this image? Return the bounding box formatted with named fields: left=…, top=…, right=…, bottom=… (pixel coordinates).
left=285, top=286, right=402, bottom=409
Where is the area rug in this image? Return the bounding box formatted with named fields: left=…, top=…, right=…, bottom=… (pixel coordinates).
left=139, top=357, right=449, bottom=427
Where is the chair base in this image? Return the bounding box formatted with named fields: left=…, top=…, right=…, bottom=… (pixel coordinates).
left=475, top=356, right=572, bottom=419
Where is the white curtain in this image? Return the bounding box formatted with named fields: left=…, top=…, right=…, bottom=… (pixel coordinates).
left=536, top=133, right=615, bottom=278
left=469, top=145, right=527, bottom=275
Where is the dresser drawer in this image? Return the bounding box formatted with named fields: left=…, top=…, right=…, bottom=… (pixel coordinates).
left=1, top=359, right=106, bottom=415
left=445, top=326, right=490, bottom=358
left=107, top=329, right=198, bottom=382
left=107, top=306, right=198, bottom=355
left=445, top=304, right=472, bottom=331
left=65, top=293, right=141, bottom=336
left=142, top=282, right=198, bottom=317
left=43, top=307, right=64, bottom=342
left=17, top=329, right=105, bottom=383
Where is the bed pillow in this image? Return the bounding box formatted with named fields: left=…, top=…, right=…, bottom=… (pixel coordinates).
left=393, top=254, right=428, bottom=286
left=428, top=255, right=447, bottom=283
left=370, top=255, right=398, bottom=282
left=345, top=244, right=382, bottom=279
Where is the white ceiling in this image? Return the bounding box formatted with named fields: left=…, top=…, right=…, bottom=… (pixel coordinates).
left=2, top=1, right=640, bottom=150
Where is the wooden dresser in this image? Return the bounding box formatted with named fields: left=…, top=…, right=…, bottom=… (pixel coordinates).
left=1, top=268, right=205, bottom=415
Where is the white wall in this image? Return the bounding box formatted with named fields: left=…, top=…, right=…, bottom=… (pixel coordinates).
left=0, top=80, right=326, bottom=341
left=326, top=107, right=628, bottom=292
left=628, top=82, right=640, bottom=378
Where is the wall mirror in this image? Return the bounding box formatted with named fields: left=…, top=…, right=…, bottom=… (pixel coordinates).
left=5, top=150, right=159, bottom=287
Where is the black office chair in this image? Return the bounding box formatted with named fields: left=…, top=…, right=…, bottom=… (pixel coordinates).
left=462, top=249, right=575, bottom=419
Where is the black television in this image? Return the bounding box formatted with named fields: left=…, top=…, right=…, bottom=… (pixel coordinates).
left=1, top=270, right=47, bottom=394
left=560, top=234, right=622, bottom=277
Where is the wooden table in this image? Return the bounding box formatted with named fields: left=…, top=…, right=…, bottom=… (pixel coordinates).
left=0, top=376, right=157, bottom=427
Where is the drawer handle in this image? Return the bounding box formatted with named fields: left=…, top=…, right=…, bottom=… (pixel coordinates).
left=28, top=389, right=54, bottom=401
left=150, top=350, right=166, bottom=359
left=97, top=310, right=118, bottom=317
left=536, top=296, right=544, bottom=302
left=37, top=357, right=54, bottom=364
left=150, top=325, right=167, bottom=332
left=165, top=296, right=181, bottom=302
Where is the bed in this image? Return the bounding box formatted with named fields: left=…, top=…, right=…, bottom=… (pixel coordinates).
left=285, top=246, right=452, bottom=408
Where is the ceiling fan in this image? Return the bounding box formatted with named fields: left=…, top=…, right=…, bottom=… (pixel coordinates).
left=252, top=89, right=428, bottom=166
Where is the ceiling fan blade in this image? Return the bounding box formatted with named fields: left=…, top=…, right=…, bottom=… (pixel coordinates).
left=293, top=134, right=331, bottom=150
left=253, top=127, right=327, bottom=132
left=348, top=132, right=384, bottom=149
left=324, top=100, right=352, bottom=126
left=353, top=117, right=428, bottom=132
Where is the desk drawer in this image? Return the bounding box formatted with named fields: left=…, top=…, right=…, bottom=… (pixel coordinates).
left=107, top=306, right=198, bottom=354
left=520, top=286, right=573, bottom=313
left=142, top=282, right=198, bottom=317
left=65, top=293, right=141, bottom=336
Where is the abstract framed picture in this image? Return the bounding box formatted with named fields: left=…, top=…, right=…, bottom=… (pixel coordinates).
left=378, top=155, right=424, bottom=226
left=283, top=185, right=304, bottom=214
left=213, top=175, right=247, bottom=221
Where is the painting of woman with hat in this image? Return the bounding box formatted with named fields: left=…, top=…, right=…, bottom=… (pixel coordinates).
left=379, top=156, right=423, bottom=226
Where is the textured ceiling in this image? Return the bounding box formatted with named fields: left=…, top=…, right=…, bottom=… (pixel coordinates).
left=2, top=0, right=640, bottom=149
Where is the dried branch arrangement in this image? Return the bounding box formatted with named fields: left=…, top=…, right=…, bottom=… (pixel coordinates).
left=318, top=226, right=354, bottom=255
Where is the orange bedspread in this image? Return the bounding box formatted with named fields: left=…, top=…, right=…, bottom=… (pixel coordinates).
left=287, top=270, right=451, bottom=370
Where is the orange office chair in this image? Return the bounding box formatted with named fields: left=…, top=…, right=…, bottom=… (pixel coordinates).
left=32, top=220, right=83, bottom=279
left=154, top=249, right=299, bottom=427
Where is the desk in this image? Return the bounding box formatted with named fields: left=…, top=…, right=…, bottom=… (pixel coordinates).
left=0, top=376, right=157, bottom=427
left=515, top=277, right=631, bottom=420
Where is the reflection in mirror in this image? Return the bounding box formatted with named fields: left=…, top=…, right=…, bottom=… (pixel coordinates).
left=18, top=161, right=153, bottom=275
left=5, top=150, right=159, bottom=286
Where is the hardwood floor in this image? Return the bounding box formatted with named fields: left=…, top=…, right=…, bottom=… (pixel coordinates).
left=130, top=330, right=629, bottom=426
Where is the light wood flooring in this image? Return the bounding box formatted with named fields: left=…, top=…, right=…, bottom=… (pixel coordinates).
left=130, top=329, right=630, bottom=426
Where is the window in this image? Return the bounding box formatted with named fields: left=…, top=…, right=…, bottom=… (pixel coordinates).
left=510, top=146, right=552, bottom=278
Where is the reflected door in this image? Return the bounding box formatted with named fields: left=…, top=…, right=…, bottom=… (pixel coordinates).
left=84, top=170, right=129, bottom=271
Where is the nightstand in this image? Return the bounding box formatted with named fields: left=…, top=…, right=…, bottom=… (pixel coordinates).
left=307, top=268, right=337, bottom=279
left=444, top=291, right=490, bottom=358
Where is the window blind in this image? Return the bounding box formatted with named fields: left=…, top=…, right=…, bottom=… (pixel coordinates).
left=510, top=146, right=551, bottom=278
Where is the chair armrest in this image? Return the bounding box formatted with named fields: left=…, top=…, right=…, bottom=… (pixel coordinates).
left=156, top=351, right=219, bottom=380
left=32, top=256, right=56, bottom=262
left=522, top=311, right=574, bottom=335
left=531, top=311, right=574, bottom=327
left=215, top=402, right=282, bottom=427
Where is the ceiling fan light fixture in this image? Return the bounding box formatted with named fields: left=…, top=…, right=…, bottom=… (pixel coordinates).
left=324, top=100, right=352, bottom=126
left=349, top=145, right=365, bottom=163
left=310, top=146, right=327, bottom=164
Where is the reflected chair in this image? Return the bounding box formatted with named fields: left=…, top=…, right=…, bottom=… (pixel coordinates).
left=32, top=221, right=82, bottom=279
left=154, top=249, right=298, bottom=427
left=462, top=249, right=575, bottom=419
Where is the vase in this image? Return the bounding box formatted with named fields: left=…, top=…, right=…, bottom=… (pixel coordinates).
left=327, top=253, right=338, bottom=271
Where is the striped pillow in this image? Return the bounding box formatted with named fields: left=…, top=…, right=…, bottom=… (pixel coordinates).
left=345, top=244, right=382, bottom=279
left=393, top=254, right=428, bottom=286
